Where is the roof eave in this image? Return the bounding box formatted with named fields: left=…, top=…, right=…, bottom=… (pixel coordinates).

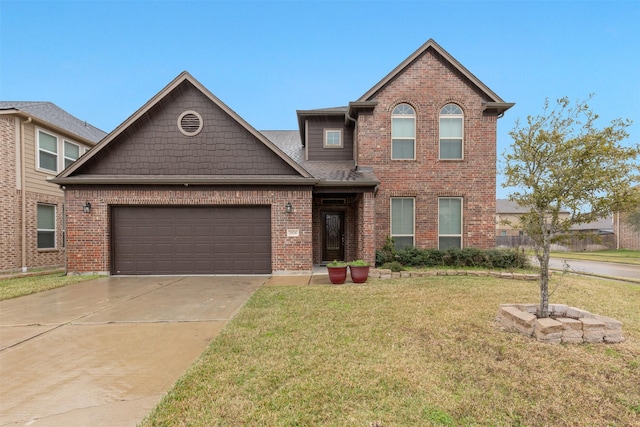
left=50, top=176, right=319, bottom=186
left=483, top=102, right=515, bottom=115
left=0, top=109, right=100, bottom=146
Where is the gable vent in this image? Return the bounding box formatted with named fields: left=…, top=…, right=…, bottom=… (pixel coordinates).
left=178, top=110, right=203, bottom=136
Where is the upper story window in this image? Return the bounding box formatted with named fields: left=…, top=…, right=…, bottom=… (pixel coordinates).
left=64, top=141, right=80, bottom=168
left=37, top=128, right=86, bottom=173
left=324, top=129, right=343, bottom=148
left=391, top=103, right=415, bottom=160
left=439, top=104, right=464, bottom=159
left=38, top=130, right=58, bottom=172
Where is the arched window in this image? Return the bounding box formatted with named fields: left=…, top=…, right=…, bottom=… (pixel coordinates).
left=439, top=104, right=463, bottom=159
left=391, top=103, right=415, bottom=160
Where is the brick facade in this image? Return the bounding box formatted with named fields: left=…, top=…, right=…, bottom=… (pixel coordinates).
left=357, top=49, right=497, bottom=250
left=0, top=116, right=19, bottom=271
left=617, top=211, right=640, bottom=250
left=64, top=186, right=314, bottom=274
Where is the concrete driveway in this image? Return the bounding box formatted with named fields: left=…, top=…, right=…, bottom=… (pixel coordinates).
left=0, top=275, right=265, bottom=427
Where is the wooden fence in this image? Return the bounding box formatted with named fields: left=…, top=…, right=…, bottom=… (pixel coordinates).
left=495, top=234, right=616, bottom=251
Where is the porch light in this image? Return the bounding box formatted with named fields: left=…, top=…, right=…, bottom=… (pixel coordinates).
left=285, top=202, right=292, bottom=214
left=82, top=202, right=91, bottom=214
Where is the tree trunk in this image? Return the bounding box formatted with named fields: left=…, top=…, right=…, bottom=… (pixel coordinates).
left=537, top=233, right=551, bottom=318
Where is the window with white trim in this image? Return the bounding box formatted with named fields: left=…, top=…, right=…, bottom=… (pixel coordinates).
left=439, top=104, right=463, bottom=159
left=439, top=197, right=462, bottom=249
left=391, top=197, right=415, bottom=250
left=37, top=204, right=56, bottom=249
left=38, top=130, right=58, bottom=172
left=324, top=129, right=343, bottom=148
left=64, top=140, right=80, bottom=168
left=391, top=103, right=415, bottom=159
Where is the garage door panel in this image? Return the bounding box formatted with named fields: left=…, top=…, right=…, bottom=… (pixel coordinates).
left=112, top=206, right=271, bottom=275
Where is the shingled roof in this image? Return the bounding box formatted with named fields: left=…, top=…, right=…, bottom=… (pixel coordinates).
left=0, top=101, right=106, bottom=143
left=261, top=130, right=379, bottom=187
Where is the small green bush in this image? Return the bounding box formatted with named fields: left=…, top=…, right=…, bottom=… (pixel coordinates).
left=381, top=261, right=405, bottom=272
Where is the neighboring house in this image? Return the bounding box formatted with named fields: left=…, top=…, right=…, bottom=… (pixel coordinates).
left=0, top=102, right=106, bottom=272
left=496, top=199, right=572, bottom=237
left=615, top=211, right=640, bottom=250
left=53, top=39, right=513, bottom=275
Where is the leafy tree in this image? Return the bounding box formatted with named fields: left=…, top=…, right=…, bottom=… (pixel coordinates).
left=503, top=96, right=640, bottom=317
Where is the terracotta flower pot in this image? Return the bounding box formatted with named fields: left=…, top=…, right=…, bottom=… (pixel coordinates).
left=327, top=265, right=348, bottom=284
left=349, top=265, right=370, bottom=283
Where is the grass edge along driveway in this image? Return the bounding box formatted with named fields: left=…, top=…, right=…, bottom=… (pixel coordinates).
left=141, top=275, right=640, bottom=426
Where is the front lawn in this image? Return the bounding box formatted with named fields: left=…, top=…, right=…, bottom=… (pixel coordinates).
left=141, top=275, right=640, bottom=426
left=550, top=249, right=640, bottom=265
left=0, top=272, right=101, bottom=300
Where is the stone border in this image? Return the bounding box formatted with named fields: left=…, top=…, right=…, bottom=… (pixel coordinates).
left=369, top=268, right=539, bottom=281
left=497, top=303, right=624, bottom=344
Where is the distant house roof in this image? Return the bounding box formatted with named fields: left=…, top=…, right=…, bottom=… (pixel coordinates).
left=0, top=101, right=106, bottom=143
left=497, top=199, right=534, bottom=214
left=261, top=130, right=379, bottom=187
left=570, top=215, right=614, bottom=233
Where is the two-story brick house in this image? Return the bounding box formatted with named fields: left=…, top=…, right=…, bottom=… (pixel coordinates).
left=53, top=39, right=513, bottom=275
left=0, top=102, right=105, bottom=273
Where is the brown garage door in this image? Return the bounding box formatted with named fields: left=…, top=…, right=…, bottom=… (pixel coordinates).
left=111, top=206, right=271, bottom=275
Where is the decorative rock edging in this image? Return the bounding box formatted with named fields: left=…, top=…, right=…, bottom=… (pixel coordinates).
left=497, top=303, right=624, bottom=344
left=369, top=268, right=539, bottom=281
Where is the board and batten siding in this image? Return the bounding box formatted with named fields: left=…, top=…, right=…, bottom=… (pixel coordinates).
left=306, top=116, right=353, bottom=161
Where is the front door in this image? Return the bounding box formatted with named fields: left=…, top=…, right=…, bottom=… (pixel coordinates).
left=322, top=211, right=344, bottom=262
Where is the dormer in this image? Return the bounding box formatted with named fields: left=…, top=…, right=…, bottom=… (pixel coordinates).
left=296, top=107, right=354, bottom=161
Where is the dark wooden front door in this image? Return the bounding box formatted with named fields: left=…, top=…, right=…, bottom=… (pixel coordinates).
left=322, top=211, right=344, bottom=262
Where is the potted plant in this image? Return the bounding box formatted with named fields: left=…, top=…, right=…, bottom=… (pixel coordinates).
left=348, top=259, right=370, bottom=283
left=326, top=260, right=348, bottom=284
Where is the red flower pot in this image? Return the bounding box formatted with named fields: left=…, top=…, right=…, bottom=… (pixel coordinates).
left=327, top=266, right=347, bottom=284
left=349, top=265, right=370, bottom=283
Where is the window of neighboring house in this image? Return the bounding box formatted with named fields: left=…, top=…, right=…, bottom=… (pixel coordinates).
left=391, top=197, right=415, bottom=250
left=64, top=140, right=80, bottom=168
left=391, top=103, right=415, bottom=160
left=37, top=204, right=56, bottom=249
left=439, top=104, right=463, bottom=159
left=38, top=130, right=58, bottom=172
left=439, top=197, right=462, bottom=249
left=501, top=230, right=507, bottom=237
left=324, top=129, right=343, bottom=148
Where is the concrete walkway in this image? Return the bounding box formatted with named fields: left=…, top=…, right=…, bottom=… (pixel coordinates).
left=0, top=275, right=265, bottom=427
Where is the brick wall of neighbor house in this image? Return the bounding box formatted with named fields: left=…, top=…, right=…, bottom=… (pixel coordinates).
left=64, top=185, right=314, bottom=274
left=357, top=49, right=497, bottom=250
left=25, top=192, right=65, bottom=269
left=618, top=211, right=640, bottom=250
left=0, top=116, right=19, bottom=271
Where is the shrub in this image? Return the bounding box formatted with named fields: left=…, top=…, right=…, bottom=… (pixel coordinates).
left=375, top=246, right=529, bottom=270
left=381, top=261, right=405, bottom=272
left=375, top=236, right=397, bottom=266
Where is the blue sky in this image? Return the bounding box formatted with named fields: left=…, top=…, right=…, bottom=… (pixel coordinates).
left=1, top=0, right=639, bottom=198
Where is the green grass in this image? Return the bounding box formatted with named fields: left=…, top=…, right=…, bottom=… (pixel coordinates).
left=0, top=272, right=101, bottom=300
left=550, top=249, right=640, bottom=265
left=141, top=275, right=640, bottom=426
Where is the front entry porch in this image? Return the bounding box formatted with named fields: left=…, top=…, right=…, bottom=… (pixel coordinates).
left=313, top=191, right=376, bottom=265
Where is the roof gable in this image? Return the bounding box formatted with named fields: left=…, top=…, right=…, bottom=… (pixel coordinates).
left=57, top=72, right=311, bottom=181
left=358, top=39, right=512, bottom=113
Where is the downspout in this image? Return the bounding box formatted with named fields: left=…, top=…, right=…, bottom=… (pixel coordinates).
left=20, top=117, right=32, bottom=272
left=345, top=112, right=358, bottom=170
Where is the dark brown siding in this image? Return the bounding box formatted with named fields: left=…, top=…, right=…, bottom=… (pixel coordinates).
left=82, top=81, right=299, bottom=176
left=306, top=116, right=353, bottom=161
left=111, top=206, right=271, bottom=275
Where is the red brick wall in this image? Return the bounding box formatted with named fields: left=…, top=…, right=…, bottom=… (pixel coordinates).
left=357, top=49, right=498, bottom=250
left=0, top=116, right=19, bottom=271
left=64, top=185, right=314, bottom=274
left=617, top=212, right=640, bottom=250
